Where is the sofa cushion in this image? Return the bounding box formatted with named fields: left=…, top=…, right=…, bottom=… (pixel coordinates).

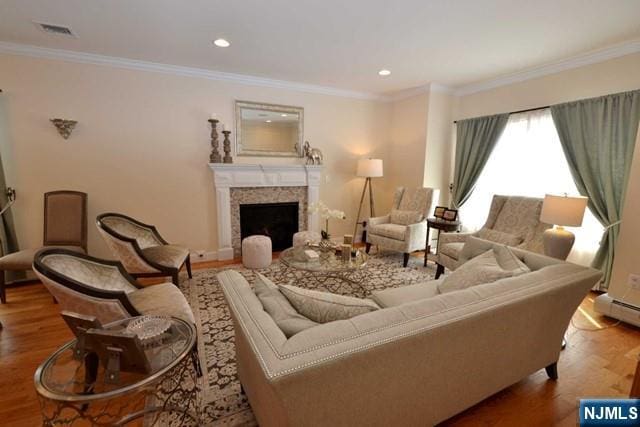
left=129, top=282, right=195, bottom=324
left=439, top=242, right=464, bottom=260
left=390, top=209, right=422, bottom=226
left=253, top=273, right=318, bottom=338
left=279, top=284, right=380, bottom=323
left=438, top=250, right=510, bottom=294
left=476, top=228, right=522, bottom=246
left=370, top=223, right=406, bottom=241
left=371, top=280, right=441, bottom=308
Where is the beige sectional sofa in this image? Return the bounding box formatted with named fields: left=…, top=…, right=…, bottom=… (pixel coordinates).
left=218, top=244, right=601, bottom=426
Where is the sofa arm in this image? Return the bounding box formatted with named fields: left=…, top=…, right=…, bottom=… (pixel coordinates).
left=367, top=215, right=390, bottom=227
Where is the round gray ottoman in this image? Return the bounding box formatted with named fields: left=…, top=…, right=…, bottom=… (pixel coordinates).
left=242, top=235, right=272, bottom=269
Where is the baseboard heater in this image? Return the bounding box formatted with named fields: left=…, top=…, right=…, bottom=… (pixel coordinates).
left=594, top=293, right=640, bottom=327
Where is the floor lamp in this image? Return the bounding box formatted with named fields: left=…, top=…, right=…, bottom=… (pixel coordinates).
left=353, top=158, right=383, bottom=240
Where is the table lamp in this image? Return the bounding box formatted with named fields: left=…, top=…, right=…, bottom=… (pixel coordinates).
left=353, top=159, right=383, bottom=239
left=540, top=194, right=588, bottom=260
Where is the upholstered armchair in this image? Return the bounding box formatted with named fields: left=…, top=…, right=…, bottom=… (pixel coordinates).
left=33, top=248, right=194, bottom=325
left=365, top=187, right=440, bottom=267
left=96, top=213, right=191, bottom=285
left=435, top=195, right=551, bottom=278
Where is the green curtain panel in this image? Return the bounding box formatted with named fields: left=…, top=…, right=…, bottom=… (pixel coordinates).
left=0, top=97, right=19, bottom=257
left=451, top=113, right=509, bottom=209
left=551, top=90, right=640, bottom=289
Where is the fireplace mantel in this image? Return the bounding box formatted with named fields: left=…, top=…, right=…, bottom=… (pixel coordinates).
left=209, top=163, right=322, bottom=260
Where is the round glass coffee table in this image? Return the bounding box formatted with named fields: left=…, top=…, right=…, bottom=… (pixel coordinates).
left=278, top=245, right=369, bottom=295
left=34, top=316, right=199, bottom=426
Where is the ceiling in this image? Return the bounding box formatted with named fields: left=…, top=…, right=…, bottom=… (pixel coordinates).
left=1, top=0, right=639, bottom=96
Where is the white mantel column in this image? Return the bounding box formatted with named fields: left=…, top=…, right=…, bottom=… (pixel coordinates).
left=305, top=165, right=322, bottom=233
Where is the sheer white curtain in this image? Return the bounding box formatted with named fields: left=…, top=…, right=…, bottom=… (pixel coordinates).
left=459, top=109, right=603, bottom=266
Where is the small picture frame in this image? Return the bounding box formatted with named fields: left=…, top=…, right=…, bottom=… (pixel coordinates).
left=85, top=329, right=151, bottom=377
left=433, top=206, right=447, bottom=219
left=442, top=208, right=458, bottom=221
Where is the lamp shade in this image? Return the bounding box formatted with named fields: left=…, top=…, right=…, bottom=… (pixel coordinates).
left=357, top=158, right=383, bottom=177
left=540, top=194, right=588, bottom=227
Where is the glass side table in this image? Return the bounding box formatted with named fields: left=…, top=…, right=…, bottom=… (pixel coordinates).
left=34, top=316, right=199, bottom=426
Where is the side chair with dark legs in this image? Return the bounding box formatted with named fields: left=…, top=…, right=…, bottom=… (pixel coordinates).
left=0, top=190, right=87, bottom=304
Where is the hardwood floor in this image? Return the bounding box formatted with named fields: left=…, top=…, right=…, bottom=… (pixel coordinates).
left=1, top=260, right=638, bottom=426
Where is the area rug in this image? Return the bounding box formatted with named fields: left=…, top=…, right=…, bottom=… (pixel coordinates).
left=179, top=251, right=437, bottom=426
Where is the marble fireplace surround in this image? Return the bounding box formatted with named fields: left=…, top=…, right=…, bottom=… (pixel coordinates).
left=209, top=164, right=322, bottom=260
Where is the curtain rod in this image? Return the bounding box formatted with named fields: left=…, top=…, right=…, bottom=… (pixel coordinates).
left=453, top=105, right=550, bottom=124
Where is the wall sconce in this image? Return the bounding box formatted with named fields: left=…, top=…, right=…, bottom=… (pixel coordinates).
left=50, top=118, right=77, bottom=139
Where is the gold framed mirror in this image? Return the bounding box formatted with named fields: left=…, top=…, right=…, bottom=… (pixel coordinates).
left=235, top=101, right=304, bottom=157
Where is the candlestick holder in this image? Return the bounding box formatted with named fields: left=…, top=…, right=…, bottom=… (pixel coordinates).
left=222, top=130, right=233, bottom=164
left=208, top=119, right=222, bottom=163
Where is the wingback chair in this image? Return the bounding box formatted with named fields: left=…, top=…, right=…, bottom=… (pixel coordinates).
left=32, top=248, right=194, bottom=324
left=96, top=213, right=191, bottom=285
left=0, top=190, right=87, bottom=304
left=365, top=187, right=440, bottom=267
left=435, top=195, right=551, bottom=278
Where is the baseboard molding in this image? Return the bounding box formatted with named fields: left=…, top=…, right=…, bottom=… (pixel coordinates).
left=190, top=250, right=218, bottom=263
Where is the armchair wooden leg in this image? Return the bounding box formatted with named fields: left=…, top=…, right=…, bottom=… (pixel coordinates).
left=435, top=263, right=445, bottom=279
left=0, top=270, right=6, bottom=304
left=185, top=255, right=193, bottom=279
left=545, top=362, right=558, bottom=380
left=403, top=253, right=410, bottom=268
left=171, top=270, right=179, bottom=286
left=365, top=243, right=371, bottom=254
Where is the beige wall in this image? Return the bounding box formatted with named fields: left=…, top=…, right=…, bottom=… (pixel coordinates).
left=388, top=92, right=429, bottom=191
left=0, top=53, right=392, bottom=258
left=424, top=89, right=454, bottom=206
left=452, top=52, right=640, bottom=306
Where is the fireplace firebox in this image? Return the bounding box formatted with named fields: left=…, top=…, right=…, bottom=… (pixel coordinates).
left=240, top=202, right=299, bottom=252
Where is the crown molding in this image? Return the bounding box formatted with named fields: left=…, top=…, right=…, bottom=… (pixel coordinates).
left=386, top=82, right=453, bottom=102
left=454, top=38, right=640, bottom=96
left=0, top=41, right=384, bottom=101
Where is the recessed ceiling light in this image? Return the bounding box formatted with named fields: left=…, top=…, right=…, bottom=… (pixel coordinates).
left=281, top=114, right=287, bottom=117
left=213, top=38, right=230, bottom=48
left=378, top=69, right=391, bottom=76
left=265, top=120, right=272, bottom=123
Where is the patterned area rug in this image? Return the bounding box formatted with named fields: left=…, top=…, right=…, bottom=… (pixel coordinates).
left=179, top=250, right=437, bottom=426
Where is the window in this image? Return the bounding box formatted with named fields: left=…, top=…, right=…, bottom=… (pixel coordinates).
left=459, top=109, right=603, bottom=266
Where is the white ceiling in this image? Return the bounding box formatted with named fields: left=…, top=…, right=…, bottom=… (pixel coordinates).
left=1, top=0, right=639, bottom=96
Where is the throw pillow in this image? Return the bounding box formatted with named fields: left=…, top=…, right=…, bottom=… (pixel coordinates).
left=458, top=235, right=495, bottom=263
left=279, top=284, right=380, bottom=323
left=390, top=209, right=423, bottom=225
left=476, top=227, right=523, bottom=246
left=493, top=245, right=530, bottom=275
left=437, top=249, right=513, bottom=294
left=253, top=273, right=319, bottom=338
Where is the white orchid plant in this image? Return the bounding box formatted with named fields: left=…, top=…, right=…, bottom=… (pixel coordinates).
left=308, top=201, right=346, bottom=240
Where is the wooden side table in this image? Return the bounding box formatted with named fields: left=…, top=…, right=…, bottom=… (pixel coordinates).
left=424, top=217, right=460, bottom=271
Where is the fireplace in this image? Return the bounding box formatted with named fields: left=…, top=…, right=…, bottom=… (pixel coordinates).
left=209, top=164, right=322, bottom=260
left=240, top=202, right=299, bottom=252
